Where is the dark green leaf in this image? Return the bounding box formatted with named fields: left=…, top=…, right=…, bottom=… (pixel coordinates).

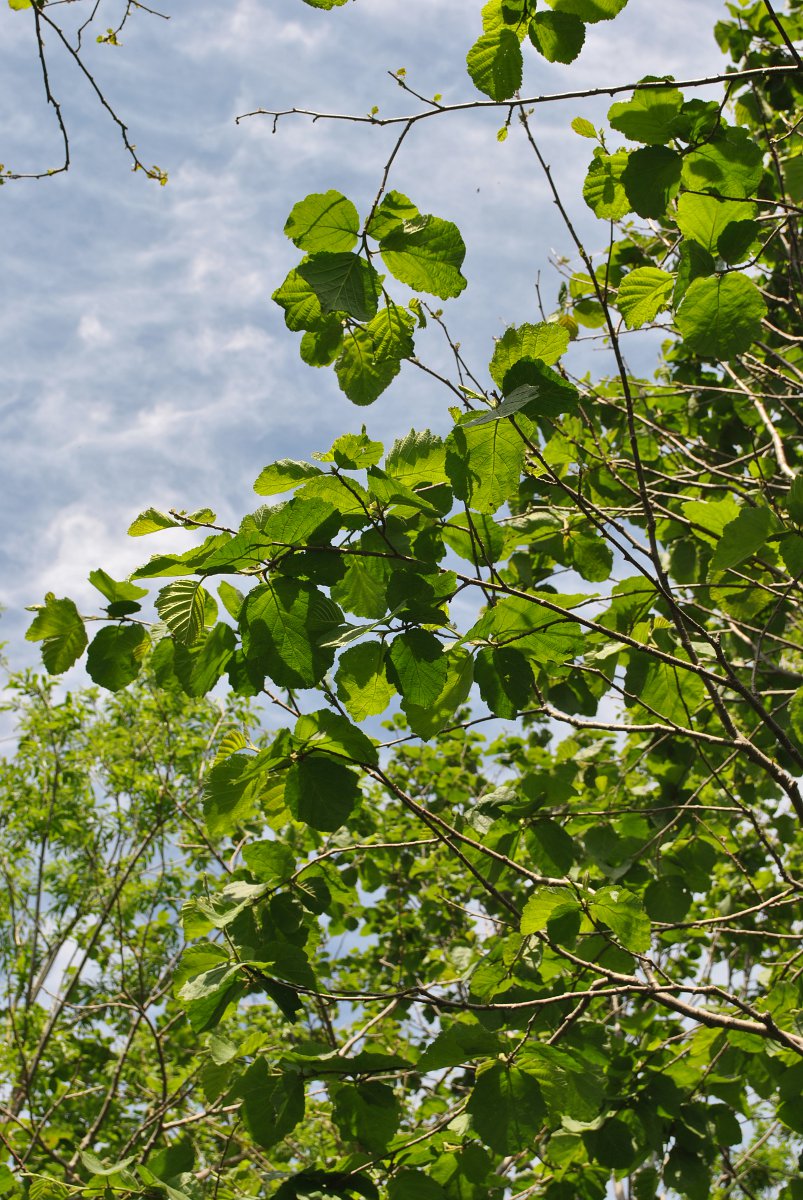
left=298, top=253, right=381, bottom=322
left=86, top=624, right=150, bottom=691
left=285, top=756, right=361, bottom=832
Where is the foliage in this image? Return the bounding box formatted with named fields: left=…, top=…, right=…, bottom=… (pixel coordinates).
left=12, top=1, right=803, bottom=1199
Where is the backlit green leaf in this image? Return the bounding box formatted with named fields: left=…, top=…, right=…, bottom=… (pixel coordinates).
left=284, top=191, right=360, bottom=253
left=379, top=215, right=467, bottom=300
left=676, top=272, right=767, bottom=358
left=466, top=29, right=523, bottom=101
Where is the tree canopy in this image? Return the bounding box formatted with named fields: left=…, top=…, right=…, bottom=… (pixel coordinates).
left=8, top=1, right=803, bottom=1199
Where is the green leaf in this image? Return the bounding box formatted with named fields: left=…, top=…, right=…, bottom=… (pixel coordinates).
left=571, top=533, right=614, bottom=581
left=254, top=459, right=323, bottom=497
left=625, top=646, right=705, bottom=726
left=332, top=1081, right=400, bottom=1154
left=335, top=326, right=403, bottom=406
left=155, top=579, right=209, bottom=646
left=529, top=11, right=585, bottom=62
left=589, top=885, right=650, bottom=952
left=238, top=1059, right=305, bottom=1150
left=418, top=1019, right=500, bottom=1071
left=465, top=594, right=583, bottom=664
left=474, top=646, right=534, bottom=718
left=8, top=1, right=33, bottom=9
left=242, top=839, right=295, bottom=884
left=608, top=83, right=684, bottom=144
left=622, top=146, right=682, bottom=218
left=710, top=505, right=777, bottom=571
left=298, top=253, right=381, bottom=322
left=388, top=1172, right=446, bottom=1200
left=177, top=957, right=244, bottom=1034
left=203, top=750, right=280, bottom=838
left=675, top=193, right=755, bottom=254
left=387, top=629, right=447, bottom=707
left=173, top=622, right=237, bottom=696
left=284, top=191, right=360, bottom=253
left=583, top=149, right=631, bottom=219
left=241, top=579, right=341, bottom=689
left=521, top=887, right=581, bottom=934
left=682, top=497, right=741, bottom=538
left=403, top=648, right=474, bottom=738
left=468, top=1064, right=546, bottom=1154
left=489, top=322, right=570, bottom=388
left=335, top=641, right=396, bottom=721
left=545, top=0, right=627, bottom=20
left=681, top=127, right=764, bottom=199
left=571, top=116, right=598, bottom=138
left=445, top=419, right=525, bottom=514
left=315, top=428, right=385, bottom=469
left=88, top=568, right=148, bottom=611
left=25, top=594, right=88, bottom=674
left=617, top=267, right=674, bottom=329
left=379, top=215, right=467, bottom=300
left=285, top=756, right=361, bottom=832
left=718, top=219, right=760, bottom=265
left=273, top=268, right=328, bottom=332
left=300, top=316, right=345, bottom=366
left=676, top=272, right=767, bottom=358
left=674, top=238, right=715, bottom=305
left=366, top=303, right=416, bottom=362
left=466, top=29, right=523, bottom=102
left=366, top=190, right=420, bottom=240
left=787, top=476, right=803, bottom=524
left=86, top=625, right=150, bottom=691
left=295, top=708, right=378, bottom=767
left=385, top=429, right=448, bottom=487
left=644, top=877, right=691, bottom=922
left=443, top=512, right=505, bottom=563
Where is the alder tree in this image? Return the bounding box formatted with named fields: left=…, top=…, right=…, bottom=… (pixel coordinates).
left=10, top=0, right=803, bottom=1198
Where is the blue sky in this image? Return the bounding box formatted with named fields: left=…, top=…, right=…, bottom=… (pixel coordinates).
left=1, top=0, right=727, bottom=672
